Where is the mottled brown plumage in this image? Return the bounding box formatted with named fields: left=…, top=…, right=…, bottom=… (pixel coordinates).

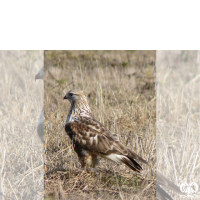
left=63, top=89, right=148, bottom=173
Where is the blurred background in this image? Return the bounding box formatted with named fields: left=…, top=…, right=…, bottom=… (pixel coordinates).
left=157, top=50, right=200, bottom=199
left=0, top=51, right=44, bottom=199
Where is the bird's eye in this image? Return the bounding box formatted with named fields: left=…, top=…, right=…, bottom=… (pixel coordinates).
left=69, top=93, right=73, bottom=97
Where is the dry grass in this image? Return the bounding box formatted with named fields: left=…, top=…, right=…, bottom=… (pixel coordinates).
left=157, top=50, right=200, bottom=199
left=0, top=51, right=44, bottom=199
left=44, top=50, right=156, bottom=199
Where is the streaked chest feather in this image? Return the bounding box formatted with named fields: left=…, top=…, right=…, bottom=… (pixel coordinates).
left=66, top=107, right=92, bottom=124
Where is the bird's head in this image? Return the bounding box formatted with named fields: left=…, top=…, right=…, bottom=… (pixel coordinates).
left=63, top=89, right=86, bottom=104
left=64, top=89, right=92, bottom=116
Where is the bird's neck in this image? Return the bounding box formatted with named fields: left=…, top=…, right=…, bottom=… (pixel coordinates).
left=66, top=100, right=92, bottom=123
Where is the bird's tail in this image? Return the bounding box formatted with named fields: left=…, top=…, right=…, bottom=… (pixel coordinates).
left=119, top=148, right=148, bottom=173
left=120, top=155, right=144, bottom=173
left=128, top=148, right=148, bottom=165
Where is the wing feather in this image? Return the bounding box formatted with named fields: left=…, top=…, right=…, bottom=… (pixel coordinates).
left=65, top=117, right=147, bottom=165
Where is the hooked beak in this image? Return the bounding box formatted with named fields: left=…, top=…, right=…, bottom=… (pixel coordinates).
left=63, top=95, right=68, bottom=100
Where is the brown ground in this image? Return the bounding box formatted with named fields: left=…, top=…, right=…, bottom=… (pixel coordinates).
left=44, top=50, right=156, bottom=199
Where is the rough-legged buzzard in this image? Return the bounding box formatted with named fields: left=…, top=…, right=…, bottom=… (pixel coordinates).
left=64, top=89, right=148, bottom=173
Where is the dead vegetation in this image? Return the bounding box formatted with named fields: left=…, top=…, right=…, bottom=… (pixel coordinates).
left=0, top=51, right=44, bottom=199
left=44, top=50, right=156, bottom=199
left=157, top=50, right=200, bottom=199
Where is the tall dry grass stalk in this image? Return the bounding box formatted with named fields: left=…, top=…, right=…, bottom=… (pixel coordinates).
left=0, top=51, right=44, bottom=199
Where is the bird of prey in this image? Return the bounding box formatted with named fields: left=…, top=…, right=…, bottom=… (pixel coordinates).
left=35, top=67, right=44, bottom=142
left=63, top=89, right=148, bottom=173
